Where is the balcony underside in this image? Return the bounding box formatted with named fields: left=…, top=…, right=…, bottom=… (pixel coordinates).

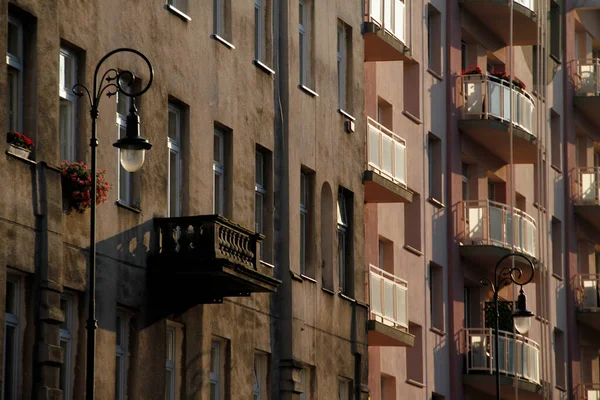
left=577, top=310, right=600, bottom=332
left=367, top=320, right=415, bottom=347
left=459, top=0, right=537, bottom=45
left=463, top=374, right=543, bottom=399
left=363, top=22, right=412, bottom=62
left=459, top=120, right=538, bottom=164
left=460, top=245, right=537, bottom=273
left=363, top=170, right=413, bottom=203
left=575, top=97, right=600, bottom=130
left=575, top=204, right=600, bottom=232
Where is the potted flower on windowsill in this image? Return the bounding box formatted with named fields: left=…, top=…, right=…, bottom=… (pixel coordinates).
left=59, top=161, right=110, bottom=214
left=461, top=65, right=483, bottom=76
left=6, top=131, right=34, bottom=159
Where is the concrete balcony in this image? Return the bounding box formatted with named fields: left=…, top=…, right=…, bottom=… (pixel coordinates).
left=459, top=200, right=538, bottom=268
left=582, top=383, right=600, bottom=400
left=575, top=274, right=600, bottom=332
left=459, top=0, right=537, bottom=45
left=367, top=264, right=415, bottom=347
left=460, top=74, right=538, bottom=164
left=574, top=60, right=600, bottom=129
left=153, top=215, right=280, bottom=307
left=363, top=0, right=411, bottom=62
left=363, top=117, right=413, bottom=203
left=463, top=328, right=543, bottom=398
left=573, top=167, right=600, bottom=231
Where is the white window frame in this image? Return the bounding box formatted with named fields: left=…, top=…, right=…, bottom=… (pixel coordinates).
left=59, top=295, right=74, bottom=400
left=3, top=274, right=21, bottom=400
left=168, top=104, right=182, bottom=217
left=117, top=93, right=134, bottom=205
left=337, top=192, right=348, bottom=292
left=253, top=352, right=268, bottom=400
left=337, top=21, right=348, bottom=112
left=213, top=129, right=225, bottom=215
left=6, top=16, right=23, bottom=133
left=115, top=310, right=130, bottom=400
left=59, top=48, right=78, bottom=161
left=300, top=171, right=308, bottom=274
left=299, top=0, right=309, bottom=86
left=255, top=0, right=264, bottom=61
left=165, top=324, right=176, bottom=400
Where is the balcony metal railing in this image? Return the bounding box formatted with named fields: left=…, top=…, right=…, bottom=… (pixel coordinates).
left=574, top=167, right=600, bottom=205
left=366, top=117, right=407, bottom=188
left=368, top=264, right=408, bottom=330
left=574, top=59, right=600, bottom=96
left=576, top=274, right=600, bottom=311
left=460, top=200, right=537, bottom=259
left=463, top=328, right=541, bottom=385
left=461, top=74, right=536, bottom=136
left=364, top=0, right=406, bottom=44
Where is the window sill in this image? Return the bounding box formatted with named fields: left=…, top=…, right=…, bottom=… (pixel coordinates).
left=427, top=68, right=443, bottom=81
left=338, top=109, right=356, bottom=121
left=290, top=271, right=304, bottom=282
left=403, top=244, right=423, bottom=257
left=6, top=150, right=36, bottom=165
left=298, top=84, right=319, bottom=97
left=210, top=34, right=235, bottom=49
left=552, top=272, right=563, bottom=281
left=338, top=292, right=356, bottom=304
left=550, top=163, right=562, bottom=174
left=402, top=110, right=422, bottom=125
left=405, top=379, right=425, bottom=389
left=322, top=287, right=335, bottom=296
left=550, top=54, right=562, bottom=65
left=427, top=197, right=445, bottom=209
left=429, top=327, right=446, bottom=337
left=253, top=59, right=275, bottom=76
left=165, top=5, right=191, bottom=21
left=260, top=260, right=275, bottom=269
left=555, top=385, right=567, bottom=392
left=300, top=274, right=317, bottom=284
left=115, top=200, right=141, bottom=214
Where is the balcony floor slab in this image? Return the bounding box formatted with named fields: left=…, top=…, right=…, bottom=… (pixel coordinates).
left=463, top=374, right=543, bottom=399
left=577, top=310, right=600, bottom=332
left=367, top=320, right=415, bottom=347
left=575, top=205, right=600, bottom=232
left=363, top=170, right=413, bottom=203
left=363, top=22, right=412, bottom=62
left=575, top=96, right=600, bottom=129
left=460, top=245, right=538, bottom=281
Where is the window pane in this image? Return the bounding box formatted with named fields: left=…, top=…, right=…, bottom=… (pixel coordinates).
left=4, top=325, right=16, bottom=400
left=6, top=280, right=16, bottom=314
left=165, top=369, right=172, bottom=400
left=63, top=55, right=74, bottom=90
left=213, top=133, right=222, bottom=163
left=210, top=343, right=219, bottom=373
left=60, top=341, right=67, bottom=391
left=60, top=100, right=74, bottom=161
left=116, top=315, right=122, bottom=346
left=214, top=172, right=223, bottom=214
left=166, top=329, right=174, bottom=362
left=116, top=356, right=122, bottom=399
left=7, top=22, right=19, bottom=58
left=255, top=192, right=264, bottom=234
left=168, top=109, right=178, bottom=141
left=170, top=151, right=179, bottom=217
left=256, top=152, right=264, bottom=186
left=8, top=69, right=19, bottom=131
left=300, top=212, right=306, bottom=273
left=210, top=383, right=217, bottom=400
left=60, top=298, right=68, bottom=330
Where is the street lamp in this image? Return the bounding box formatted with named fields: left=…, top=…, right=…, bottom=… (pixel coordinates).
left=72, top=48, right=154, bottom=400
left=479, top=252, right=535, bottom=400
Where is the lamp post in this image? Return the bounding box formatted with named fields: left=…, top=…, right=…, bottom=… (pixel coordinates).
left=72, top=48, right=154, bottom=400
left=479, top=252, right=535, bottom=400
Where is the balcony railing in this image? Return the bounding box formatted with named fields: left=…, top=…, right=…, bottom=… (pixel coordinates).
left=366, top=117, right=407, bottom=188
left=460, top=200, right=537, bottom=259
left=462, top=74, right=536, bottom=136
left=574, top=167, right=600, bottom=205
left=576, top=274, right=600, bottom=311
left=364, top=0, right=406, bottom=44
left=464, top=328, right=541, bottom=385
left=574, top=59, right=600, bottom=96
left=368, top=264, right=408, bottom=330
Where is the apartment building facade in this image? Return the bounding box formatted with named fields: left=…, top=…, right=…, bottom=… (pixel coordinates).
left=0, top=0, right=368, bottom=399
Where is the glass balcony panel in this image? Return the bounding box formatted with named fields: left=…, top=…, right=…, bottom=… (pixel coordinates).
left=582, top=279, right=599, bottom=308
left=582, top=173, right=597, bottom=201
left=371, top=0, right=382, bottom=23
left=370, top=273, right=382, bottom=315
left=368, top=124, right=380, bottom=168
left=466, top=82, right=483, bottom=115
left=384, top=0, right=393, bottom=32
left=489, top=205, right=503, bottom=244
left=467, top=207, right=484, bottom=241
left=394, top=0, right=405, bottom=43
left=469, top=334, right=488, bottom=370
left=381, top=134, right=394, bottom=176
left=383, top=279, right=395, bottom=323
left=394, top=141, right=406, bottom=185
left=505, top=212, right=514, bottom=247
left=502, top=86, right=511, bottom=121
left=366, top=118, right=408, bottom=188
left=488, top=81, right=502, bottom=118
left=396, top=285, right=407, bottom=327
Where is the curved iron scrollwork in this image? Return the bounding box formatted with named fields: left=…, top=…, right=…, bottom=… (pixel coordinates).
left=71, top=48, right=154, bottom=112
left=480, top=252, right=535, bottom=294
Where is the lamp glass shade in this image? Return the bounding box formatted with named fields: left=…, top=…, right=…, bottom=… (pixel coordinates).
left=513, top=313, right=534, bottom=334
left=120, top=148, right=146, bottom=172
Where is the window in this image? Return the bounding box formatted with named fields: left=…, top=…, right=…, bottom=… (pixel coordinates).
left=167, top=0, right=188, bottom=14
left=6, top=16, right=23, bottom=132
left=117, top=92, right=139, bottom=207
left=256, top=151, right=266, bottom=249
left=59, top=295, right=74, bottom=399
left=428, top=133, right=442, bottom=201
left=430, top=263, right=444, bottom=331
left=338, top=378, right=352, bottom=400
left=59, top=47, right=78, bottom=161
left=300, top=171, right=309, bottom=275
left=403, top=63, right=420, bottom=118
left=213, top=127, right=226, bottom=215
left=552, top=217, right=563, bottom=277
left=115, top=310, right=130, bottom=400
left=253, top=352, right=269, bottom=400
left=534, top=160, right=547, bottom=208
left=404, top=193, right=421, bottom=251
left=554, top=329, right=565, bottom=388
left=337, top=189, right=352, bottom=294
left=551, top=109, right=561, bottom=169
left=321, top=183, right=335, bottom=290
left=210, top=337, right=228, bottom=400
left=299, top=366, right=312, bottom=400
left=550, top=0, right=561, bottom=60
left=461, top=163, right=470, bottom=201
left=427, top=5, right=441, bottom=75
left=377, top=97, right=393, bottom=129
left=4, top=275, right=21, bottom=400
left=488, top=180, right=495, bottom=201
left=299, top=0, right=314, bottom=88
left=380, top=375, right=396, bottom=400
left=168, top=103, right=183, bottom=217
left=214, top=0, right=232, bottom=42
left=406, top=324, right=424, bottom=383
left=378, top=237, right=393, bottom=275
left=254, top=0, right=272, bottom=65
left=337, top=21, right=352, bottom=112
left=166, top=321, right=183, bottom=400
left=461, top=41, right=468, bottom=72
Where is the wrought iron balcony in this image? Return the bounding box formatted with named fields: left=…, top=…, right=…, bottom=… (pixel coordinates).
left=572, top=167, right=600, bottom=232
left=363, top=117, right=413, bottom=203
left=363, top=0, right=411, bottom=62
left=367, top=264, right=414, bottom=347
left=154, top=215, right=280, bottom=305
left=575, top=274, right=600, bottom=332
left=573, top=60, right=600, bottom=129
left=460, top=74, right=538, bottom=164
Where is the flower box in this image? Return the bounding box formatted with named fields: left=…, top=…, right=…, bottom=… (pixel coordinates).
left=6, top=131, right=34, bottom=159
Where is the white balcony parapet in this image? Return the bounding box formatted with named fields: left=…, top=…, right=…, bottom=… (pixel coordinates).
left=461, top=200, right=537, bottom=259
left=574, top=167, right=600, bottom=204
left=364, top=0, right=406, bottom=44
left=368, top=264, right=408, bottom=330
left=584, top=383, right=600, bottom=400
left=464, top=328, right=541, bottom=385
left=574, top=59, right=600, bottom=96
left=462, top=74, right=536, bottom=137
left=576, top=274, right=600, bottom=311
left=514, top=0, right=535, bottom=13
left=366, top=117, right=407, bottom=188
